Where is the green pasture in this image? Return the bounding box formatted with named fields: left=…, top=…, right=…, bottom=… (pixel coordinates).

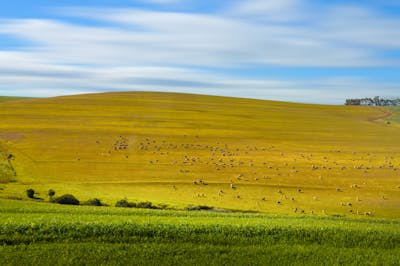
left=0, top=199, right=399, bottom=265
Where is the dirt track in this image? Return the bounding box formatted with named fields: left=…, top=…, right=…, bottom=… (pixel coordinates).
left=368, top=108, right=393, bottom=122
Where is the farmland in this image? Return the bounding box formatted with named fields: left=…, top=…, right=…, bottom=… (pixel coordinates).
left=0, top=199, right=399, bottom=265
left=0, top=92, right=399, bottom=265
left=0, top=92, right=399, bottom=218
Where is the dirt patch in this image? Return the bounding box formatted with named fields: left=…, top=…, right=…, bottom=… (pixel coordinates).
left=367, top=109, right=393, bottom=122
left=0, top=132, right=25, bottom=142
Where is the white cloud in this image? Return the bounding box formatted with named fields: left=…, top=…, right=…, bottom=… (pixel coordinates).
left=229, top=0, right=307, bottom=22
left=0, top=1, right=399, bottom=101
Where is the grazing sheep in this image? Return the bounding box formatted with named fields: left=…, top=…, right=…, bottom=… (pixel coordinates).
left=230, top=183, right=236, bottom=189
left=365, top=211, right=372, bottom=216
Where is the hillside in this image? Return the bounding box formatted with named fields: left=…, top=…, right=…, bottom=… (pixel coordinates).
left=0, top=96, right=33, bottom=103
left=0, top=92, right=399, bottom=218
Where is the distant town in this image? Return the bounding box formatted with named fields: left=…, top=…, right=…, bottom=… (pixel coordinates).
left=345, top=96, right=400, bottom=106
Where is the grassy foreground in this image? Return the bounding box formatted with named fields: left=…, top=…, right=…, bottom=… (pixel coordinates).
left=0, top=199, right=399, bottom=265
left=0, top=92, right=399, bottom=218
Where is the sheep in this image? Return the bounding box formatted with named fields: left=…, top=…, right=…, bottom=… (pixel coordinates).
left=365, top=211, right=372, bottom=216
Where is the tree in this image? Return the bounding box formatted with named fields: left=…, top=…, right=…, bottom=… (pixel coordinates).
left=26, top=188, right=35, bottom=199
left=48, top=189, right=55, bottom=199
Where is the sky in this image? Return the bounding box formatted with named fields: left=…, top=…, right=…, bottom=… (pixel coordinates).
left=0, top=0, right=400, bottom=104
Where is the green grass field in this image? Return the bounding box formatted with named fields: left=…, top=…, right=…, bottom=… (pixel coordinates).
left=1, top=199, right=399, bottom=265
left=0, top=92, right=399, bottom=218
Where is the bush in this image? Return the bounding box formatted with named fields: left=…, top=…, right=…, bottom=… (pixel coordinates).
left=53, top=194, right=80, bottom=205
left=83, top=198, right=106, bottom=206
left=48, top=189, right=55, bottom=198
left=115, top=199, right=136, bottom=208
left=26, top=188, right=35, bottom=199
left=137, top=201, right=157, bottom=209
left=187, top=205, right=214, bottom=211
left=115, top=199, right=160, bottom=209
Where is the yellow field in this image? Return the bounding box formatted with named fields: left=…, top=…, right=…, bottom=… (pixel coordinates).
left=0, top=92, right=399, bottom=218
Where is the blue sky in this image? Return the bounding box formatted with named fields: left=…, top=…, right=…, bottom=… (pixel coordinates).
left=0, top=0, right=400, bottom=103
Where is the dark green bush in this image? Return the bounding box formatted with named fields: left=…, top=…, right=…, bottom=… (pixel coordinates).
left=115, top=199, right=136, bottom=208
left=137, top=201, right=157, bottom=209
left=83, top=198, right=106, bottom=206
left=115, top=199, right=160, bottom=209
left=26, top=188, right=35, bottom=199
left=187, top=205, right=214, bottom=211
left=48, top=189, right=55, bottom=198
left=53, top=194, right=80, bottom=205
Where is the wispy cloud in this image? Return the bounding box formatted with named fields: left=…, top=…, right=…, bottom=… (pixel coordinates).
left=0, top=0, right=399, bottom=102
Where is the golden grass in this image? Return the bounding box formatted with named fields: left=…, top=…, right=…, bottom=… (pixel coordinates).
left=0, top=92, right=399, bottom=218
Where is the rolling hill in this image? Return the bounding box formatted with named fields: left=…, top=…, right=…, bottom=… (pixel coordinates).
left=0, top=92, right=399, bottom=218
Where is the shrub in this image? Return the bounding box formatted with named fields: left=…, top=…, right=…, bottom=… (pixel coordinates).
left=187, top=205, right=214, bottom=211
left=26, top=188, right=35, bottom=199
left=48, top=189, right=55, bottom=198
left=137, top=201, right=157, bottom=209
left=53, top=194, right=80, bottom=205
left=115, top=199, right=136, bottom=208
left=83, top=198, right=106, bottom=206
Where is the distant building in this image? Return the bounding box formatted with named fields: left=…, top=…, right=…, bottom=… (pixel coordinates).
left=345, top=96, right=400, bottom=106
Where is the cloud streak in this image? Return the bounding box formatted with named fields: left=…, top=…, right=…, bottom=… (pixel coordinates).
left=0, top=0, right=399, bottom=102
